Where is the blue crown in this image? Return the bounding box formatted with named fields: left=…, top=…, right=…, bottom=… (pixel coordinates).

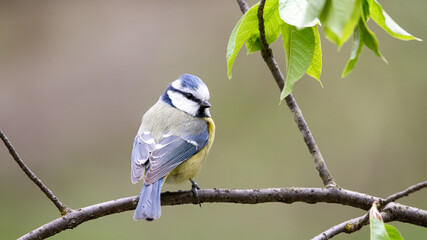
left=179, top=74, right=205, bottom=90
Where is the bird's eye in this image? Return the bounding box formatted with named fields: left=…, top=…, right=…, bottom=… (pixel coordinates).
left=185, top=93, right=194, bottom=100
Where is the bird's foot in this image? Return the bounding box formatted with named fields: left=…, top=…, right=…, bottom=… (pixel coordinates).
left=189, top=179, right=201, bottom=207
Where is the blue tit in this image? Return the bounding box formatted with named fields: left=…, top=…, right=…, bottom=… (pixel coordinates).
left=131, top=74, right=215, bottom=221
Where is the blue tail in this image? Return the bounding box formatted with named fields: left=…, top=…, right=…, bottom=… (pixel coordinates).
left=133, top=177, right=164, bottom=221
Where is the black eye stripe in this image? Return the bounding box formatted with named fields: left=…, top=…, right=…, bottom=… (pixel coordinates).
left=184, top=92, right=193, bottom=99
left=170, top=87, right=200, bottom=102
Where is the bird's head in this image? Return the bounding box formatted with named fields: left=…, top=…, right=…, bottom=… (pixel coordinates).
left=161, top=74, right=211, bottom=118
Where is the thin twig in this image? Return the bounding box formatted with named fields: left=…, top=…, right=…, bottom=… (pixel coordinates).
left=19, top=187, right=427, bottom=240
left=0, top=130, right=69, bottom=215
left=312, top=213, right=374, bottom=240
left=312, top=180, right=427, bottom=239
left=254, top=0, right=336, bottom=187
left=312, top=214, right=365, bottom=240
left=379, top=180, right=427, bottom=209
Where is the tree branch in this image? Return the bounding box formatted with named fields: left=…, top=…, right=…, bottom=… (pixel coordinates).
left=0, top=130, right=70, bottom=215
left=19, top=187, right=427, bottom=240
left=379, top=180, right=427, bottom=209
left=253, top=0, right=336, bottom=187
left=312, top=180, right=427, bottom=239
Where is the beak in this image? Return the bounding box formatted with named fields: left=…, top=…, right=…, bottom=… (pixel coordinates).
left=200, top=100, right=211, bottom=108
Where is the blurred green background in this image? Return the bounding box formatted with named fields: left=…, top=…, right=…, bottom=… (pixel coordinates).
left=1, top=0, right=426, bottom=239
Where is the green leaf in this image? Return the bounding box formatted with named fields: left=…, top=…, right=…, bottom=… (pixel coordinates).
left=320, top=0, right=363, bottom=47
left=384, top=224, right=405, bottom=240
left=300, top=0, right=327, bottom=28
left=370, top=218, right=390, bottom=240
left=369, top=203, right=405, bottom=240
left=246, top=36, right=262, bottom=53
left=342, top=3, right=389, bottom=78
left=248, top=0, right=283, bottom=52
left=278, top=0, right=320, bottom=28
left=306, top=25, right=322, bottom=84
left=226, top=14, right=249, bottom=79
left=370, top=217, right=405, bottom=240
left=359, top=15, right=388, bottom=64
left=361, top=0, right=370, bottom=21
left=281, top=24, right=315, bottom=100
left=342, top=24, right=364, bottom=77
left=226, top=0, right=283, bottom=79
left=367, top=0, right=421, bottom=41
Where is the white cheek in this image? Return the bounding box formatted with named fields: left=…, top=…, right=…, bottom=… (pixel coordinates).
left=167, top=91, right=199, bottom=116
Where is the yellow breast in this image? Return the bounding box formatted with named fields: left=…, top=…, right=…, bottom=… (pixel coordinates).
left=165, top=117, right=215, bottom=184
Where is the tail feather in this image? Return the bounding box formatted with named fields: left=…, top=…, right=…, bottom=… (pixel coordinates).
left=133, top=178, right=164, bottom=221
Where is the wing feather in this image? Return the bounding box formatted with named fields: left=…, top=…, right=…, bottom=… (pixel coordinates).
left=144, top=127, right=209, bottom=185
left=131, top=132, right=155, bottom=184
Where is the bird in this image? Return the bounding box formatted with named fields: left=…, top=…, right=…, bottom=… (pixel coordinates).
left=131, top=73, right=215, bottom=221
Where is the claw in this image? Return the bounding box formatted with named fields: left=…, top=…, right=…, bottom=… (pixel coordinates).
left=189, top=179, right=201, bottom=207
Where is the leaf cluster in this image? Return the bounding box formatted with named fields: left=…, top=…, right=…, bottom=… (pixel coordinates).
left=227, top=0, right=420, bottom=101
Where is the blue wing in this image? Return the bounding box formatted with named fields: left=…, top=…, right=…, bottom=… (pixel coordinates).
left=144, top=127, right=209, bottom=185
left=131, top=132, right=155, bottom=184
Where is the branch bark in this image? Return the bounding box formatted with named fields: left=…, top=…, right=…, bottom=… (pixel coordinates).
left=19, top=187, right=427, bottom=240
left=0, top=130, right=69, bottom=215
left=253, top=0, right=336, bottom=187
